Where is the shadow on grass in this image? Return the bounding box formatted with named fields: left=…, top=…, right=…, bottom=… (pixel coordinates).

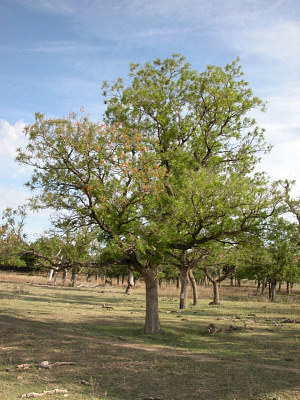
left=0, top=309, right=299, bottom=400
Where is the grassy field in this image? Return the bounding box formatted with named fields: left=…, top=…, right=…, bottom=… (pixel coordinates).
left=0, top=271, right=299, bottom=400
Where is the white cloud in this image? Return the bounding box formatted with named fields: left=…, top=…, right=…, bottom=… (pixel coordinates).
left=0, top=185, right=29, bottom=210
left=254, top=82, right=300, bottom=194
left=229, top=21, right=300, bottom=65
left=0, top=120, right=27, bottom=159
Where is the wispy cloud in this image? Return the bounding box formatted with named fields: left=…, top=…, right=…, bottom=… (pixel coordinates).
left=228, top=21, right=300, bottom=66
left=17, top=0, right=76, bottom=15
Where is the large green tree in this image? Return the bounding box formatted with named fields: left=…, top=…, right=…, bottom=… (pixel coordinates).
left=17, top=55, right=277, bottom=334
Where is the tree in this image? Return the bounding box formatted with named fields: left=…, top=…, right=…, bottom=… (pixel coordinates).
left=17, top=55, right=277, bottom=334
left=0, top=207, right=29, bottom=267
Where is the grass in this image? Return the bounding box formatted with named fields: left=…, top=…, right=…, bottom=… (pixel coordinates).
left=0, top=271, right=299, bottom=400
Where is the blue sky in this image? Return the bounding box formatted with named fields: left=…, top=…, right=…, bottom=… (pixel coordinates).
left=1, top=0, right=300, bottom=238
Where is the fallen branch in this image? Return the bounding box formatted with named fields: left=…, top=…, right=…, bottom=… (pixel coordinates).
left=102, top=304, right=114, bottom=309
left=20, top=389, right=68, bottom=398
left=97, top=333, right=127, bottom=341
left=16, top=361, right=76, bottom=370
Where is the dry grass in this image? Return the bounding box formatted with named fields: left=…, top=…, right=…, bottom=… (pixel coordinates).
left=0, top=271, right=299, bottom=400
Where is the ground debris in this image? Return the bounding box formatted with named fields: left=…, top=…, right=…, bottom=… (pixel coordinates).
left=79, top=379, right=92, bottom=386
left=281, top=318, right=300, bottom=324
left=20, top=388, right=68, bottom=398
left=207, top=323, right=247, bottom=334
left=144, top=397, right=165, bottom=400
left=97, top=333, right=127, bottom=341
left=101, top=303, right=114, bottom=309
left=16, top=361, right=76, bottom=370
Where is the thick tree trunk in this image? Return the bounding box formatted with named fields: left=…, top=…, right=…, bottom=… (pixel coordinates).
left=210, top=280, right=220, bottom=305
left=125, top=269, right=134, bottom=294
left=179, top=267, right=189, bottom=309
left=287, top=281, right=291, bottom=295
left=189, top=269, right=198, bottom=306
left=142, top=267, right=163, bottom=335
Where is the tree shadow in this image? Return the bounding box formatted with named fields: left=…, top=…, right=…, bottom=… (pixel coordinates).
left=0, top=310, right=299, bottom=400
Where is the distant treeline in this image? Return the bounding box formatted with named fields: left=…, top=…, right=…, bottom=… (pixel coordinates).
left=0, top=264, right=41, bottom=273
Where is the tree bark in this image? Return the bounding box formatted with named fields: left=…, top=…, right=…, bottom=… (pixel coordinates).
left=48, top=269, right=54, bottom=282
left=71, top=268, right=77, bottom=287
left=277, top=281, right=282, bottom=293
left=53, top=271, right=57, bottom=285
left=125, top=269, right=134, bottom=294
left=287, top=281, right=291, bottom=295
left=189, top=269, right=198, bottom=306
left=62, top=269, right=68, bottom=286
left=179, top=267, right=189, bottom=309
left=261, top=278, right=266, bottom=295
left=257, top=280, right=261, bottom=289
left=269, top=279, right=276, bottom=302
left=210, top=280, right=220, bottom=305
left=142, top=267, right=163, bottom=335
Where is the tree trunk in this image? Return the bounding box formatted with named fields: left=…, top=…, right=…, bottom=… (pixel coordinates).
left=261, top=278, right=266, bottom=295
left=53, top=271, right=57, bottom=285
left=188, top=269, right=198, bottom=306
left=269, top=279, right=276, bottom=302
left=277, top=281, right=282, bottom=293
left=176, top=277, right=180, bottom=289
left=62, top=269, right=68, bottom=286
left=48, top=269, right=54, bottom=282
left=287, top=281, right=291, bottom=294
left=179, top=267, right=189, bottom=309
left=142, top=267, right=163, bottom=335
left=71, top=268, right=77, bottom=287
left=210, top=280, right=220, bottom=305
left=125, top=269, right=134, bottom=294
left=257, top=280, right=261, bottom=289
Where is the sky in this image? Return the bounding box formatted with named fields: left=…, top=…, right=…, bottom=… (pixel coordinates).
left=0, top=0, right=299, bottom=238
